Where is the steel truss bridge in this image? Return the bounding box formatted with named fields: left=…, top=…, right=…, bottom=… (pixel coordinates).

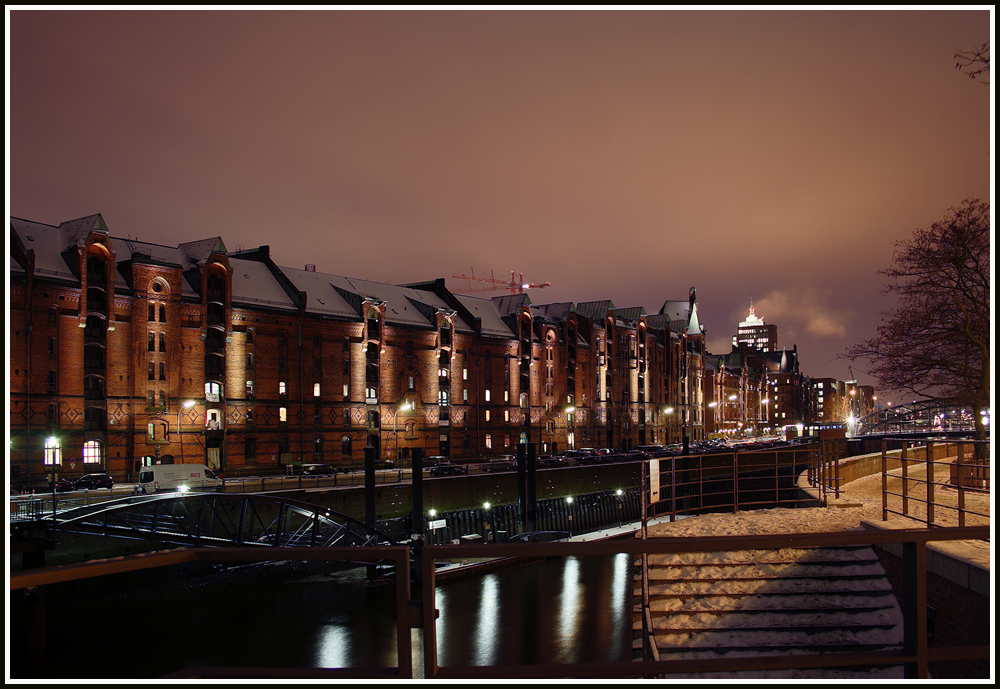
left=854, top=398, right=985, bottom=436
left=38, top=493, right=397, bottom=550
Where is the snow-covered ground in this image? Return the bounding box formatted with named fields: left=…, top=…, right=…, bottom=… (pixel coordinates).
left=633, top=466, right=993, bottom=679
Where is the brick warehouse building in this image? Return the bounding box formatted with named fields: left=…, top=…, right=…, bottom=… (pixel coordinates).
left=10, top=213, right=712, bottom=483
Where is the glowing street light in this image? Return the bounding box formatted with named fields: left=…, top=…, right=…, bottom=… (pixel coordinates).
left=177, top=400, right=195, bottom=464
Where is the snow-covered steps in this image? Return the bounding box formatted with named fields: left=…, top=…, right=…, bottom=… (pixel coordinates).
left=633, top=545, right=905, bottom=678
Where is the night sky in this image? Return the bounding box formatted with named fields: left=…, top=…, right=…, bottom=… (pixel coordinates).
left=8, top=9, right=993, bottom=399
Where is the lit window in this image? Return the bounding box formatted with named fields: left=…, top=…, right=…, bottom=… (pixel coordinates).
left=485, top=410, right=491, bottom=422
left=82, top=439, right=101, bottom=464
left=279, top=407, right=287, bottom=423
left=485, top=389, right=491, bottom=403
left=279, top=381, right=286, bottom=396
left=313, top=383, right=321, bottom=397
left=485, top=434, right=492, bottom=450
left=44, top=438, right=62, bottom=466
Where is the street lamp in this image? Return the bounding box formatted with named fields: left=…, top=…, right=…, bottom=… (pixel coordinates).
left=177, top=400, right=195, bottom=465
left=564, top=406, right=575, bottom=450
left=392, top=401, right=413, bottom=467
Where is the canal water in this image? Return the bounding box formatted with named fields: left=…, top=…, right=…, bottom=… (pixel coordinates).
left=35, top=553, right=634, bottom=679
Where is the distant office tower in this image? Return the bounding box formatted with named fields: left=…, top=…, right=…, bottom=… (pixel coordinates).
left=732, top=299, right=777, bottom=352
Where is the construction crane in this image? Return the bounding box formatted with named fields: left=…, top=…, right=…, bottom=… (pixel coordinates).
left=452, top=267, right=551, bottom=295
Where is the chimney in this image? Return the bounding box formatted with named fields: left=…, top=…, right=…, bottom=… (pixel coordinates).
left=305, top=264, right=316, bottom=272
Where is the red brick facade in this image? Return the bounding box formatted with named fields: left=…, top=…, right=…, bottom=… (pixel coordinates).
left=10, top=213, right=712, bottom=483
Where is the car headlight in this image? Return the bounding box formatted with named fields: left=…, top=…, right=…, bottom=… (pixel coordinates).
left=178, top=485, right=189, bottom=493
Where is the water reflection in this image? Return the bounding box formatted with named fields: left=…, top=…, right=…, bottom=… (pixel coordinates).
left=555, top=557, right=581, bottom=661
left=434, top=554, right=632, bottom=669
left=25, top=554, right=632, bottom=679
left=315, top=625, right=350, bottom=668
left=473, top=574, right=500, bottom=666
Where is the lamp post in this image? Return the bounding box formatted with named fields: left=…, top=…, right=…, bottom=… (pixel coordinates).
left=392, top=401, right=413, bottom=468
left=564, top=406, right=575, bottom=451
left=761, top=398, right=770, bottom=437
left=728, top=394, right=737, bottom=438
left=177, top=400, right=195, bottom=465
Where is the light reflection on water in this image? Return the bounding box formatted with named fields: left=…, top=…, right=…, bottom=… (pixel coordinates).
left=434, top=553, right=633, bottom=668
left=555, top=557, right=581, bottom=661
left=30, top=554, right=632, bottom=679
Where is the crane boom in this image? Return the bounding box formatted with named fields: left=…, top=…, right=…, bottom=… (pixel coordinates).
left=452, top=267, right=551, bottom=295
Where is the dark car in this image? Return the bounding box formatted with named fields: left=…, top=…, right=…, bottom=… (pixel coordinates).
left=300, top=463, right=337, bottom=476
left=429, top=461, right=468, bottom=477
left=484, top=456, right=515, bottom=472
left=22, top=477, right=75, bottom=493
left=74, top=472, right=114, bottom=490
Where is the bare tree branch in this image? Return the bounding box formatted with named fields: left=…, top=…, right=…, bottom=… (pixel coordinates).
left=955, top=42, right=990, bottom=84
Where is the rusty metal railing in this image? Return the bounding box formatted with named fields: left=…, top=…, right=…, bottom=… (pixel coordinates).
left=9, top=526, right=990, bottom=679
left=416, top=528, right=989, bottom=679
left=881, top=439, right=991, bottom=528
left=645, top=447, right=817, bottom=521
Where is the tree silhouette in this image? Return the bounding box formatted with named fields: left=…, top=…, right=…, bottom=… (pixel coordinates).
left=955, top=42, right=990, bottom=84
left=843, top=199, right=990, bottom=447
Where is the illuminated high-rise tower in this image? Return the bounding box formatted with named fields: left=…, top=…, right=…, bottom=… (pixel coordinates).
left=732, top=298, right=777, bottom=352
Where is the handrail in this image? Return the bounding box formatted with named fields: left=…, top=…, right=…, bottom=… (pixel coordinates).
left=418, top=526, right=988, bottom=679
left=880, top=439, right=990, bottom=528
left=9, top=526, right=989, bottom=679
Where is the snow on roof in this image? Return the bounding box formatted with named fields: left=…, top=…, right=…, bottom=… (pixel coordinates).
left=452, top=294, right=518, bottom=338
left=229, top=257, right=298, bottom=310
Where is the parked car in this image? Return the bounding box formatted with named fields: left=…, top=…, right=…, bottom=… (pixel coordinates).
left=22, top=477, right=75, bottom=493
left=536, top=455, right=565, bottom=468
left=300, top=463, right=337, bottom=476
left=429, top=461, right=468, bottom=477
left=485, top=456, right=515, bottom=472
left=74, top=472, right=114, bottom=490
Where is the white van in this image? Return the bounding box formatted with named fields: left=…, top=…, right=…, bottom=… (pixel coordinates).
left=137, top=464, right=223, bottom=493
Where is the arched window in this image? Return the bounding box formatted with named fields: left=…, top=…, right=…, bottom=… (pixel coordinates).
left=341, top=436, right=352, bottom=458
left=82, top=439, right=102, bottom=464
left=313, top=436, right=324, bottom=460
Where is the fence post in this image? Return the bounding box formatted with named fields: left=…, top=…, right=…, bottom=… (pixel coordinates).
left=925, top=441, right=934, bottom=527
left=733, top=453, right=739, bottom=513
left=901, top=445, right=909, bottom=517
left=956, top=441, right=966, bottom=528
left=901, top=539, right=929, bottom=678
left=881, top=440, right=888, bottom=521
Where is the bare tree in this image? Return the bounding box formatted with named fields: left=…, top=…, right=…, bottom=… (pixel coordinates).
left=955, top=42, right=990, bottom=84
left=843, top=199, right=990, bottom=447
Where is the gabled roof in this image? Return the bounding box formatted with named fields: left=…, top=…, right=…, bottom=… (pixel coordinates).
left=451, top=294, right=518, bottom=339
left=575, top=299, right=615, bottom=321
left=532, top=302, right=575, bottom=321
left=229, top=257, right=302, bottom=312
left=616, top=306, right=647, bottom=323
left=491, top=293, right=532, bottom=318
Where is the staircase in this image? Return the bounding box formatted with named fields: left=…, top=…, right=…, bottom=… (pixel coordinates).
left=633, top=545, right=905, bottom=678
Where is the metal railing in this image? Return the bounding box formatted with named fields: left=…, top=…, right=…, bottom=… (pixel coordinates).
left=646, top=447, right=816, bottom=521
left=9, top=525, right=989, bottom=679
left=881, top=438, right=991, bottom=529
